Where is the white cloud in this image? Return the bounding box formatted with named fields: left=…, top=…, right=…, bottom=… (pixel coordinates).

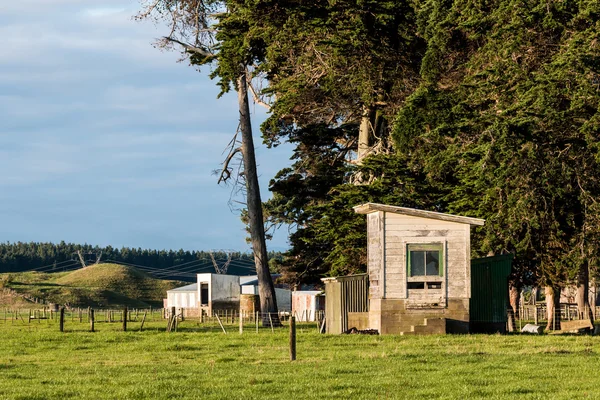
left=82, top=7, right=127, bottom=18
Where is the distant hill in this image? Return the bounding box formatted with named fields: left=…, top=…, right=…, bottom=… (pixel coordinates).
left=0, top=241, right=281, bottom=278
left=0, top=263, right=185, bottom=308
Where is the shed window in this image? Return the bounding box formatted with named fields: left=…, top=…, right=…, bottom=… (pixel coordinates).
left=407, top=244, right=444, bottom=277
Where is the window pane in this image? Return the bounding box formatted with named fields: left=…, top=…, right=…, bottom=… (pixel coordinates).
left=410, top=251, right=425, bottom=276
left=425, top=251, right=440, bottom=276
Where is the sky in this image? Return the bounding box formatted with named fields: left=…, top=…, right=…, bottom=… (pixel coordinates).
left=0, top=1, right=293, bottom=252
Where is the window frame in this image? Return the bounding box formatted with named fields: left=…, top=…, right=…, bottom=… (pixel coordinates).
left=406, top=243, right=445, bottom=280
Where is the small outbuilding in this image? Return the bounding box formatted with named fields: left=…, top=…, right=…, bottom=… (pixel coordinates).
left=353, top=202, right=485, bottom=334
left=292, top=290, right=325, bottom=322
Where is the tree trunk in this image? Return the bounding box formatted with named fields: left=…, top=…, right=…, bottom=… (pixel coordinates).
left=509, top=284, right=520, bottom=319
left=357, top=105, right=374, bottom=162
left=576, top=262, right=594, bottom=325
left=545, top=286, right=561, bottom=331
left=237, top=70, right=280, bottom=327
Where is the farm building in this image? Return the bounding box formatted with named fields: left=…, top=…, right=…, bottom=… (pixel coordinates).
left=241, top=276, right=292, bottom=312
left=333, top=202, right=494, bottom=335
left=196, top=273, right=241, bottom=314
left=165, top=273, right=294, bottom=316
left=292, top=291, right=325, bottom=322
left=165, top=283, right=198, bottom=310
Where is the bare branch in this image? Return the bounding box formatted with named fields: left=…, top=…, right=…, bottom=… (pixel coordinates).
left=162, top=36, right=213, bottom=57
left=246, top=75, right=271, bottom=110
left=218, top=147, right=242, bottom=184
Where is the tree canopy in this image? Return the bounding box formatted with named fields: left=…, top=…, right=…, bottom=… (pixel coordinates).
left=248, top=0, right=600, bottom=290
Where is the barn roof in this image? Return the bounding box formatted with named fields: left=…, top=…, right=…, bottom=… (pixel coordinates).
left=167, top=283, right=197, bottom=293
left=353, top=203, right=485, bottom=226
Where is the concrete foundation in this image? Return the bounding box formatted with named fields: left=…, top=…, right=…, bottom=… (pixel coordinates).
left=369, top=298, right=469, bottom=334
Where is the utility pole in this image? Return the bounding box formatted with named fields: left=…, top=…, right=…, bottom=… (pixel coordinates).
left=77, top=251, right=86, bottom=269
left=209, top=251, right=233, bottom=274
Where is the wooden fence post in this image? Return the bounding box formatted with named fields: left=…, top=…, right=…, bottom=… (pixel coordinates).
left=90, top=309, right=95, bottom=332
left=290, top=316, right=296, bottom=361
left=215, top=313, right=227, bottom=334
left=239, top=308, right=243, bottom=335
left=268, top=313, right=274, bottom=333
left=123, top=307, right=128, bottom=332
left=140, top=311, right=147, bottom=332
left=59, top=307, right=65, bottom=333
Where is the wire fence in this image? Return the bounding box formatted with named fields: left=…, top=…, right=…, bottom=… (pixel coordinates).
left=510, top=303, right=597, bottom=332
left=0, top=307, right=324, bottom=335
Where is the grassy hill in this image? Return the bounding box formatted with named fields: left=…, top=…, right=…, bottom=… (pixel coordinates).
left=0, top=263, right=184, bottom=308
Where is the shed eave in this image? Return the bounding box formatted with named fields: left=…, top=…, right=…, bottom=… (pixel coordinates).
left=353, top=202, right=485, bottom=226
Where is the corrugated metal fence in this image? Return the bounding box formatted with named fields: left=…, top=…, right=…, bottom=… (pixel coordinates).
left=323, top=274, right=369, bottom=334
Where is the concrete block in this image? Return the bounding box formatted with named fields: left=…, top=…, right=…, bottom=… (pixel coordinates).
left=348, top=312, right=370, bottom=330
left=521, top=324, right=543, bottom=334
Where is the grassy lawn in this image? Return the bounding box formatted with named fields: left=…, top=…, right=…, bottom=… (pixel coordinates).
left=0, top=317, right=599, bottom=399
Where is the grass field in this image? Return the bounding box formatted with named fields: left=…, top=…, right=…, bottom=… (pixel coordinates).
left=1, top=316, right=599, bottom=400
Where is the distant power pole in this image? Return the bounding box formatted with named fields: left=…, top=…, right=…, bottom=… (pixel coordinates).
left=75, top=251, right=103, bottom=269
left=209, top=250, right=233, bottom=274
left=77, top=251, right=87, bottom=269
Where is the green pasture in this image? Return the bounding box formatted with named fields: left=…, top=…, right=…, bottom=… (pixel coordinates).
left=0, top=316, right=599, bottom=400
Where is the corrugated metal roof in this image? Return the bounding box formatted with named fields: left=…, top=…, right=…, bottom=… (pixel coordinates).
left=239, top=275, right=258, bottom=285
left=167, top=283, right=197, bottom=293
left=353, top=202, right=485, bottom=226
left=240, top=274, right=281, bottom=286
left=292, top=291, right=324, bottom=296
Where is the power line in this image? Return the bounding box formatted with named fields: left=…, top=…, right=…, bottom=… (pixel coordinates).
left=105, top=260, right=197, bottom=279
left=27, top=259, right=81, bottom=272
left=31, top=261, right=81, bottom=273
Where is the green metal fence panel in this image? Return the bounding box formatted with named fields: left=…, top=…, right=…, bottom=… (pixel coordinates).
left=470, top=254, right=513, bottom=332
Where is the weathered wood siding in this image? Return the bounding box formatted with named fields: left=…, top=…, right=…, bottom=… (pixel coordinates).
left=380, top=213, right=471, bottom=302
left=367, top=212, right=384, bottom=299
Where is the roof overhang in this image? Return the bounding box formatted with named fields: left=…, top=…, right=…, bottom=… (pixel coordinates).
left=353, top=202, right=485, bottom=226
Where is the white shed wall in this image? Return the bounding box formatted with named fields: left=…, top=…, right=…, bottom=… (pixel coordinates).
left=382, top=212, right=471, bottom=302
left=166, top=291, right=198, bottom=309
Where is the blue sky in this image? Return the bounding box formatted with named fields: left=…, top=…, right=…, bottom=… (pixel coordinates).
left=0, top=1, right=293, bottom=252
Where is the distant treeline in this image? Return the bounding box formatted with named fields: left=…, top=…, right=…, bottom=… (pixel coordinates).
left=0, top=241, right=281, bottom=275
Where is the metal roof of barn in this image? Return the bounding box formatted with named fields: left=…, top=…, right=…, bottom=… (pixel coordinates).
left=167, top=283, right=197, bottom=293
left=353, top=203, right=485, bottom=226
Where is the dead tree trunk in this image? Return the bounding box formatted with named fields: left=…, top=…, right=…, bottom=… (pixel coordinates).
left=576, top=262, right=594, bottom=325
left=545, top=286, right=561, bottom=331
left=237, top=70, right=280, bottom=327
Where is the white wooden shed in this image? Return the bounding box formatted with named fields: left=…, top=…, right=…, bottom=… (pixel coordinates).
left=354, top=203, right=484, bottom=334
